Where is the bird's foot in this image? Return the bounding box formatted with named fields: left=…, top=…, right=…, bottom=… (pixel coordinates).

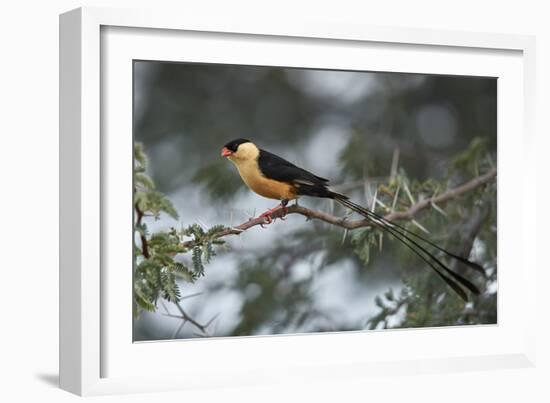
left=259, top=211, right=273, bottom=228
left=258, top=203, right=288, bottom=227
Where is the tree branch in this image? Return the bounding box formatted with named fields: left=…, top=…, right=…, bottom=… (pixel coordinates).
left=160, top=299, right=218, bottom=337
left=135, top=204, right=150, bottom=258
left=182, top=169, right=496, bottom=248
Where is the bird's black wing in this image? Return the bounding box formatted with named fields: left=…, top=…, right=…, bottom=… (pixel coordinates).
left=258, top=149, right=329, bottom=185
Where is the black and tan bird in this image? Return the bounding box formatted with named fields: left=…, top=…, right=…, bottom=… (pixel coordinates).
left=221, top=138, right=486, bottom=301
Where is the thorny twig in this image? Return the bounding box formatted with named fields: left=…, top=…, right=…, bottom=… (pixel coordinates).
left=160, top=298, right=219, bottom=338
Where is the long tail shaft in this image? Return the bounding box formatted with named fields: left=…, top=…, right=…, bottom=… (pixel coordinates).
left=330, top=192, right=484, bottom=301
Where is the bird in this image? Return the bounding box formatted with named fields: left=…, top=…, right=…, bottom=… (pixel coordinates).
left=221, top=138, right=486, bottom=301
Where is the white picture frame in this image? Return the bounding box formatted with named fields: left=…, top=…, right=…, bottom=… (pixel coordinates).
left=59, top=6, right=537, bottom=396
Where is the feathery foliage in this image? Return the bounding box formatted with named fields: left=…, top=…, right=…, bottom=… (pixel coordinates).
left=133, top=144, right=227, bottom=317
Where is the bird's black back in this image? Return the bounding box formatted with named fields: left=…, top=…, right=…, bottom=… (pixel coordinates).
left=258, top=149, right=334, bottom=198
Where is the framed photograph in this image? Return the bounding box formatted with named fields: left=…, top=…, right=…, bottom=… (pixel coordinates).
left=60, top=7, right=537, bottom=396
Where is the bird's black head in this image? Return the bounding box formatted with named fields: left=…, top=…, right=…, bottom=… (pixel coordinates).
left=221, top=138, right=252, bottom=157
left=223, top=138, right=251, bottom=152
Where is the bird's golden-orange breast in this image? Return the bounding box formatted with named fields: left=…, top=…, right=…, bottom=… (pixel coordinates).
left=235, top=160, right=297, bottom=200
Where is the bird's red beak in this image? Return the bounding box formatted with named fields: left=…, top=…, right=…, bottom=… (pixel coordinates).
left=221, top=147, right=233, bottom=157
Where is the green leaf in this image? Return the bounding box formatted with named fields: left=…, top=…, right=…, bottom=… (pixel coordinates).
left=134, top=191, right=179, bottom=221
left=192, top=246, right=205, bottom=276
left=135, top=172, right=155, bottom=190
left=134, top=285, right=156, bottom=312
left=202, top=242, right=215, bottom=264
left=206, top=224, right=225, bottom=236
left=358, top=243, right=370, bottom=264
left=134, top=143, right=148, bottom=168
left=184, top=224, right=205, bottom=238
left=174, top=263, right=195, bottom=282
left=450, top=137, right=488, bottom=176
left=160, top=270, right=181, bottom=302
left=351, top=228, right=380, bottom=266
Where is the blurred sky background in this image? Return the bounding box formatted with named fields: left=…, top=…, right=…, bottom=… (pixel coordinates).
left=133, top=61, right=497, bottom=341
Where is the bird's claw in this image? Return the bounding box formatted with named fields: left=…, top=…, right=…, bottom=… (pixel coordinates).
left=258, top=203, right=288, bottom=227
left=259, top=213, right=273, bottom=228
